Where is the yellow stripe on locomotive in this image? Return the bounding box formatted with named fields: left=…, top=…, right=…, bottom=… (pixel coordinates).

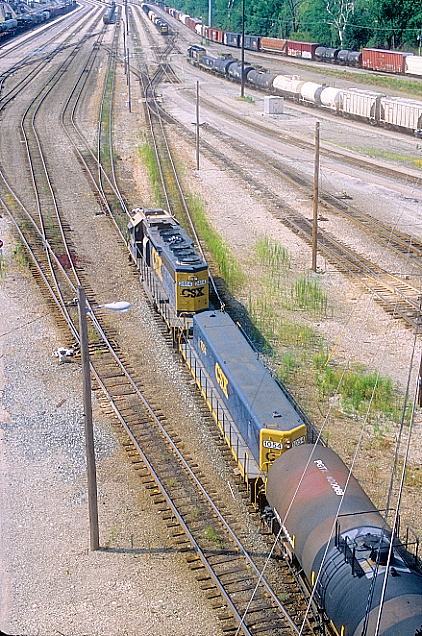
left=260, top=425, right=307, bottom=473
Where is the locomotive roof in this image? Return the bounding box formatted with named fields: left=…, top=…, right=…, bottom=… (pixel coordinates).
left=194, top=311, right=305, bottom=431
left=130, top=208, right=207, bottom=271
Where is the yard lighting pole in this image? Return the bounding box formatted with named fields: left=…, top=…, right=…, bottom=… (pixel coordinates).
left=208, top=0, right=212, bottom=28
left=240, top=0, right=245, bottom=98
left=77, top=287, right=131, bottom=551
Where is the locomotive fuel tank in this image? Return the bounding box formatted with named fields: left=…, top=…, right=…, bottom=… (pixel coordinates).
left=267, top=444, right=422, bottom=636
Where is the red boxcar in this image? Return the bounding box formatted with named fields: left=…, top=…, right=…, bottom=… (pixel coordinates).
left=208, top=27, right=223, bottom=43
left=185, top=16, right=201, bottom=31
left=259, top=37, right=286, bottom=53
left=286, top=40, right=319, bottom=59
left=362, top=49, right=411, bottom=74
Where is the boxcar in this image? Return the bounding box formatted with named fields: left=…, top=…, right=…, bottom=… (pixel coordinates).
left=259, top=36, right=286, bottom=53
left=286, top=40, right=319, bottom=60
left=362, top=49, right=412, bottom=74
left=243, top=34, right=260, bottom=51
left=223, top=31, right=241, bottom=47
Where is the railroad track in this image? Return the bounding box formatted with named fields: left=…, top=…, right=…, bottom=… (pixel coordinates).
left=0, top=7, right=102, bottom=109
left=0, top=3, right=84, bottom=62
left=0, top=7, right=317, bottom=634
left=185, top=92, right=422, bottom=263
left=145, top=92, right=421, bottom=329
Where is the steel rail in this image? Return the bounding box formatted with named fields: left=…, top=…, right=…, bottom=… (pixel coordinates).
left=157, top=100, right=422, bottom=329
left=1, top=15, right=308, bottom=633
left=0, top=12, right=102, bottom=109
left=0, top=3, right=85, bottom=61
left=190, top=93, right=422, bottom=261
left=133, top=6, right=224, bottom=307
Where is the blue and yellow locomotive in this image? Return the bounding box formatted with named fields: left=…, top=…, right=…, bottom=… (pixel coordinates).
left=180, top=310, right=308, bottom=502
left=128, top=208, right=209, bottom=331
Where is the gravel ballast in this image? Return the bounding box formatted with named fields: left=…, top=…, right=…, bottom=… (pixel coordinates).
left=0, top=229, right=223, bottom=635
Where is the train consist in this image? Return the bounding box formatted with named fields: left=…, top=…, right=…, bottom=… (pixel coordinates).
left=128, top=206, right=422, bottom=635
left=141, top=3, right=170, bottom=36
left=187, top=45, right=422, bottom=136
left=103, top=2, right=117, bottom=25
left=162, top=1, right=422, bottom=78
left=0, top=1, right=77, bottom=43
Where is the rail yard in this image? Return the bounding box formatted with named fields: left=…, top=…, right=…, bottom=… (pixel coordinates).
left=0, top=1, right=421, bottom=634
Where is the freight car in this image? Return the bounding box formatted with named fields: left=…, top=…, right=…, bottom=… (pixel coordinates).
left=0, top=1, right=77, bottom=44
left=103, top=2, right=117, bottom=25
left=128, top=208, right=209, bottom=332
left=141, top=3, right=171, bottom=35
left=266, top=444, right=422, bottom=636
left=187, top=47, right=422, bottom=136
left=163, top=1, right=422, bottom=79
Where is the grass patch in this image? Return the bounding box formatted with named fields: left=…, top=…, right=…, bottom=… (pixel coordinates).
left=255, top=235, right=290, bottom=271
left=276, top=351, right=298, bottom=383
left=187, top=194, right=244, bottom=292
left=236, top=95, right=255, bottom=103
left=338, top=145, right=422, bottom=170
left=290, top=273, right=328, bottom=315
left=314, top=354, right=403, bottom=423
left=12, top=242, right=29, bottom=268
left=204, top=525, right=224, bottom=548
left=138, top=141, right=163, bottom=206
left=0, top=253, right=6, bottom=279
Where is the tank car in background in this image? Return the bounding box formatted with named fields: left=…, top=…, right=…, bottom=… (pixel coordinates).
left=267, top=444, right=422, bottom=636
left=128, top=208, right=209, bottom=332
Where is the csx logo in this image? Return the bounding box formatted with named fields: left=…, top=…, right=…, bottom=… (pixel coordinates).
left=215, top=362, right=229, bottom=398
left=181, top=287, right=205, bottom=298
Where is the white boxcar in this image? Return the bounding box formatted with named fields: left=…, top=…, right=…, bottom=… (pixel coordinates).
left=180, top=14, right=189, bottom=25
left=341, top=88, right=384, bottom=120
left=320, top=87, right=343, bottom=111
left=272, top=75, right=305, bottom=98
left=405, top=55, right=422, bottom=77
left=379, top=96, right=422, bottom=133
left=300, top=81, right=324, bottom=104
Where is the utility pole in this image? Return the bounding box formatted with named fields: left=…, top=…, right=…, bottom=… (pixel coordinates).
left=311, top=121, right=320, bottom=273
left=240, top=0, right=245, bottom=98
left=196, top=81, right=200, bottom=170
left=77, top=286, right=100, bottom=552
left=123, top=19, right=127, bottom=75
left=208, top=0, right=212, bottom=28
left=127, top=47, right=132, bottom=112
